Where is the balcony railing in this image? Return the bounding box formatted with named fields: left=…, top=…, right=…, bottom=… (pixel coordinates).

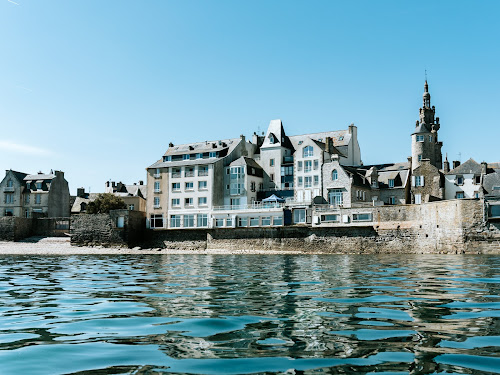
left=153, top=174, right=161, bottom=179
left=154, top=189, right=162, bottom=193
left=171, top=173, right=181, bottom=178
left=3, top=187, right=14, bottom=192
left=185, top=171, right=195, bottom=177
left=213, top=202, right=285, bottom=211
left=198, top=170, right=209, bottom=176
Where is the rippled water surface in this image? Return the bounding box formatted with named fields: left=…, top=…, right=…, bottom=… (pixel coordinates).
left=0, top=254, right=499, bottom=374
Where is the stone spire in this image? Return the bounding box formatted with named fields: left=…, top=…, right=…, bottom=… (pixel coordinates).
left=423, top=80, right=430, bottom=108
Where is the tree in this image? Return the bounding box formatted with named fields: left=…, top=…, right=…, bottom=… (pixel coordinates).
left=86, top=193, right=126, bottom=214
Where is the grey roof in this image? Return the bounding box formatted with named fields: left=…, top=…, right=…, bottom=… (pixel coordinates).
left=163, top=137, right=240, bottom=156
left=230, top=156, right=263, bottom=170
left=261, top=119, right=294, bottom=150
left=289, top=129, right=351, bottom=148
left=483, top=171, right=500, bottom=196
left=446, top=158, right=482, bottom=175
left=412, top=123, right=431, bottom=135
left=5, top=170, right=28, bottom=183
left=24, top=173, right=55, bottom=181
left=71, top=193, right=100, bottom=213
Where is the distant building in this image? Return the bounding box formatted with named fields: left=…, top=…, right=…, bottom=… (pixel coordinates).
left=0, top=170, right=70, bottom=218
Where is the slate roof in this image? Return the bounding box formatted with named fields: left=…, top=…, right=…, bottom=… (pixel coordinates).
left=7, top=170, right=28, bottom=182
left=343, top=166, right=372, bottom=188
left=289, top=129, right=351, bottom=148
left=230, top=156, right=263, bottom=170
left=446, top=158, right=482, bottom=175
left=24, top=173, right=55, bottom=181
left=261, top=119, right=294, bottom=150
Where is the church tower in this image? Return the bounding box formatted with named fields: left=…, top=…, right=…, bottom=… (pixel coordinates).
left=411, top=81, right=443, bottom=171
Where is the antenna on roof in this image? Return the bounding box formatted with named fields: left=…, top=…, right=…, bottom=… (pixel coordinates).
left=425, top=69, right=427, bottom=81
left=458, top=152, right=462, bottom=162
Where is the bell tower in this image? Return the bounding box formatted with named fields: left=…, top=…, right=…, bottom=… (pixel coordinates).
left=411, top=80, right=443, bottom=171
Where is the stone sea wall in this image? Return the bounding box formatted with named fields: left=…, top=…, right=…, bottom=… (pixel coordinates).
left=0, top=217, right=33, bottom=241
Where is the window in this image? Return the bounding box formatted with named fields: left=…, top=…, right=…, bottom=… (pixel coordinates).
left=154, top=197, right=160, bottom=208
left=305, top=176, right=312, bottom=188
left=259, top=183, right=264, bottom=191
left=321, top=214, right=339, bottom=222
left=298, top=177, right=303, bottom=187
left=418, top=155, right=422, bottom=162
left=185, top=198, right=193, bottom=207
left=388, top=179, right=395, bottom=188
left=172, top=168, right=181, bottom=178
left=172, top=183, right=180, bottom=191
left=197, top=214, right=208, bottom=227
left=416, top=135, right=424, bottom=142
left=163, top=156, right=171, bottom=162
left=24, top=209, right=30, bottom=218
left=171, top=198, right=180, bottom=207
left=230, top=198, right=240, bottom=207
left=154, top=181, right=161, bottom=193
left=298, top=161, right=303, bottom=171
left=414, top=176, right=424, bottom=187
left=183, top=154, right=190, bottom=160
left=230, top=183, right=244, bottom=195
left=198, top=197, right=207, bottom=206
left=474, top=175, right=481, bottom=184
left=456, top=176, right=464, bottom=186
left=7, top=179, right=13, bottom=188
left=185, top=167, right=195, bottom=177
left=150, top=214, right=164, bottom=228
left=128, top=204, right=135, bottom=210
left=474, top=191, right=479, bottom=199
left=170, top=215, right=181, bottom=228
left=251, top=181, right=256, bottom=192
left=35, top=194, right=41, bottom=204
left=328, top=189, right=343, bottom=206
left=270, top=159, right=274, bottom=167
left=199, top=181, right=207, bottom=190
left=414, top=194, right=422, bottom=204
left=36, top=182, right=42, bottom=189
left=184, top=215, right=195, bottom=227
left=338, top=136, right=344, bottom=141
left=273, top=216, right=283, bottom=226
left=305, top=160, right=312, bottom=172
left=314, top=175, right=319, bottom=186
left=198, top=166, right=209, bottom=176
left=185, top=182, right=194, bottom=190
left=5, top=193, right=14, bottom=204
left=262, top=217, right=271, bottom=226
left=303, top=146, right=314, bottom=158
left=238, top=217, right=248, bottom=227
left=294, top=209, right=306, bottom=223
left=270, top=174, right=274, bottom=182
left=353, top=213, right=372, bottom=222
left=332, top=169, right=338, bottom=181
left=226, top=217, right=233, bottom=227
left=26, top=182, right=30, bottom=189
left=209, top=152, right=216, bottom=158
left=250, top=217, right=259, bottom=227
left=196, top=153, right=203, bottom=159
left=24, top=194, right=30, bottom=204
left=314, top=160, right=319, bottom=170
left=429, top=135, right=433, bottom=142
left=215, top=218, right=224, bottom=227
left=388, top=196, right=396, bottom=205
left=456, top=192, right=464, bottom=199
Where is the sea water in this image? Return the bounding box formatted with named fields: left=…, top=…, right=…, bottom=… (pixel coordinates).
left=0, top=254, right=499, bottom=374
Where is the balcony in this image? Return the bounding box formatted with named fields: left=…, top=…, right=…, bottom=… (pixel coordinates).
left=3, top=187, right=14, bottom=192
left=171, top=172, right=181, bottom=178
left=213, top=202, right=285, bottom=211
left=198, top=170, right=209, bottom=176
left=185, top=171, right=195, bottom=177
left=283, top=156, right=294, bottom=164
left=153, top=174, right=161, bottom=179
left=154, top=189, right=162, bottom=194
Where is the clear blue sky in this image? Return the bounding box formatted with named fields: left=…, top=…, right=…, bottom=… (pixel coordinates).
left=1, top=0, right=499, bottom=194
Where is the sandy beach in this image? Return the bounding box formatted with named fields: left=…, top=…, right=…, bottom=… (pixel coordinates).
left=0, top=238, right=307, bottom=255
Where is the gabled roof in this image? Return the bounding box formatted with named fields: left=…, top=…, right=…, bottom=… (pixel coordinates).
left=343, top=166, right=371, bottom=188
left=5, top=170, right=28, bottom=183
left=261, top=119, right=294, bottom=150
left=289, top=129, right=351, bottom=148
left=230, top=156, right=263, bottom=170
left=446, top=158, right=481, bottom=175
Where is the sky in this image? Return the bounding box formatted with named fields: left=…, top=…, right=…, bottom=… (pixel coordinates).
left=1, top=0, right=499, bottom=194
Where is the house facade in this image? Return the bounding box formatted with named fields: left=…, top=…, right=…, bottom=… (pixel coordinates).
left=0, top=170, right=70, bottom=218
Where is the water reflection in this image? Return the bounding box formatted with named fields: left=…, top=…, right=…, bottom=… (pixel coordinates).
left=0, top=254, right=499, bottom=374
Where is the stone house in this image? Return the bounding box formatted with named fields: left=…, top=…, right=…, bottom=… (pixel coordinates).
left=105, top=181, right=147, bottom=212
left=0, top=169, right=70, bottom=218
left=410, top=159, right=444, bottom=204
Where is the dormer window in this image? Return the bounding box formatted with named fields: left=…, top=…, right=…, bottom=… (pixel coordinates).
left=7, top=179, right=13, bottom=188
left=332, top=169, right=338, bottom=181
left=183, top=154, right=190, bottom=160
left=388, top=179, right=395, bottom=188
left=36, top=182, right=42, bottom=189
left=338, top=136, right=344, bottom=141
left=209, top=152, right=216, bottom=158
left=456, top=176, right=464, bottom=186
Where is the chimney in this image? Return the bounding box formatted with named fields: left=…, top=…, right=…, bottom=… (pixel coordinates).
left=452, top=161, right=461, bottom=169
left=348, top=123, right=355, bottom=134
left=481, top=162, right=487, bottom=175
left=139, top=180, right=144, bottom=185
left=443, top=159, right=450, bottom=173
left=325, top=137, right=331, bottom=153
left=168, top=142, right=174, bottom=148
left=77, top=188, right=85, bottom=197
left=112, top=181, right=116, bottom=188
left=240, top=134, right=245, bottom=143
left=55, top=170, right=64, bottom=178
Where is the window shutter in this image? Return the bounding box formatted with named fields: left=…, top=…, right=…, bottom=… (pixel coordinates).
left=411, top=176, right=415, bottom=187
left=421, top=176, right=425, bottom=186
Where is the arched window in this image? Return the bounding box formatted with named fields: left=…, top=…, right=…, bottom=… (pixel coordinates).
left=332, top=169, right=338, bottom=181
left=303, top=146, right=314, bottom=158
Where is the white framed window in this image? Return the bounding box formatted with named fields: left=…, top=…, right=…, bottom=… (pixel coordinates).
left=297, top=161, right=302, bottom=171
left=198, top=197, right=207, bottom=206
left=196, top=153, right=203, bottom=159
left=429, top=135, right=433, bottom=142
left=321, top=214, right=339, bottom=222
left=388, top=179, right=395, bottom=188
left=185, top=198, right=193, bottom=207
left=153, top=197, right=160, bottom=208
left=413, top=176, right=424, bottom=187
left=353, top=213, right=372, bottom=222
left=172, top=183, right=180, bottom=191
left=273, top=216, right=283, bottom=226
left=416, top=135, right=424, bottom=142
left=314, top=175, right=319, bottom=186
left=230, top=198, right=240, bottom=207
left=163, top=156, right=171, bottom=162
left=5, top=193, right=14, bottom=204
left=185, top=182, right=194, bottom=190
left=262, top=217, right=271, bottom=226
left=226, top=217, right=233, bottom=227
left=171, top=198, right=180, bottom=207
left=456, top=176, right=464, bottom=185
left=298, top=177, right=303, bottom=187
left=215, top=218, right=224, bottom=227
left=305, top=176, right=312, bottom=188
left=150, top=214, right=164, bottom=228
left=35, top=194, right=41, bottom=204
left=184, top=215, right=195, bottom=227
left=303, top=146, right=314, bottom=158
left=332, top=169, right=338, bottom=181
left=313, top=160, right=319, bottom=170
left=270, top=159, right=274, bottom=167
left=456, top=192, right=464, bottom=199
left=183, top=154, right=190, bottom=160
left=237, top=217, right=248, bottom=227
left=198, top=166, right=209, bottom=176
left=197, top=214, right=208, bottom=227
left=7, top=179, right=13, bottom=188
left=154, top=181, right=161, bottom=193
left=414, top=194, right=422, bottom=204
left=328, top=189, right=343, bottom=206
left=24, top=194, right=30, bottom=204
left=185, top=167, right=195, bottom=177
left=170, top=215, right=181, bottom=228
left=209, top=152, right=216, bottom=158
left=36, top=182, right=42, bottom=189
left=249, top=217, right=259, bottom=227
left=198, top=181, right=207, bottom=190
left=171, top=168, right=181, bottom=178
left=418, top=155, right=422, bottom=162
left=128, top=204, right=134, bottom=210
left=305, top=160, right=312, bottom=172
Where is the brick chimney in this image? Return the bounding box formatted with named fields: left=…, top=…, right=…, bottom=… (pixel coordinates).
left=325, top=137, right=331, bottom=153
